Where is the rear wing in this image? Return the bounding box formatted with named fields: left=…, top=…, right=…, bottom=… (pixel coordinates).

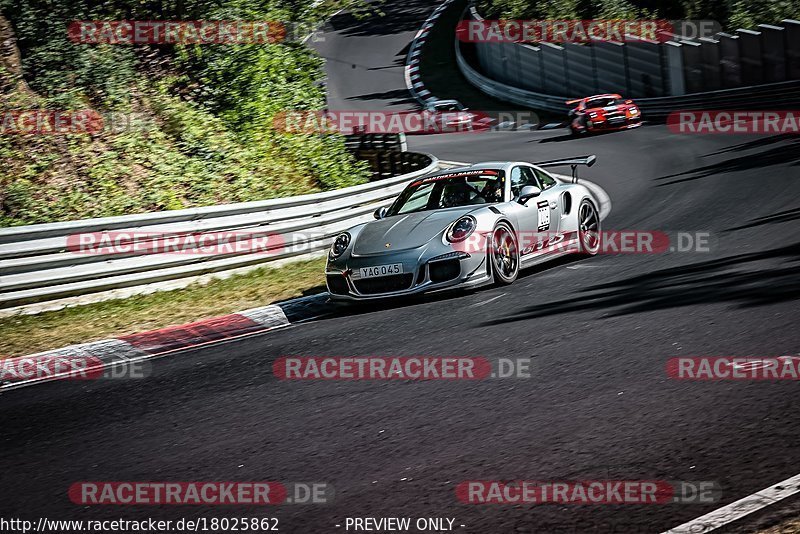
left=535, top=155, right=597, bottom=182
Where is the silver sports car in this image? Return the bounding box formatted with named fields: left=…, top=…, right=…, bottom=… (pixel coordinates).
left=325, top=156, right=602, bottom=300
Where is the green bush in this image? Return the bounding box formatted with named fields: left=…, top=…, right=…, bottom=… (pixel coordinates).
left=0, top=0, right=371, bottom=226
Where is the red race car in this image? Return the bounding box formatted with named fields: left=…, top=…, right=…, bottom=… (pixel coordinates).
left=566, top=94, right=642, bottom=135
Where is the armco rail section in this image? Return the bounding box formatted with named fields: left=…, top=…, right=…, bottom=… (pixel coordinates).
left=456, top=6, right=800, bottom=116
left=344, top=133, right=414, bottom=179
left=457, top=39, right=800, bottom=117
left=0, top=153, right=438, bottom=312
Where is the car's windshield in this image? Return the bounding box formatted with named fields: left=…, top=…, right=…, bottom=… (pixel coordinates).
left=386, top=170, right=504, bottom=216
left=585, top=97, right=623, bottom=108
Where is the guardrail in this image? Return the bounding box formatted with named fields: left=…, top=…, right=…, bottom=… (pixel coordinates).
left=344, top=133, right=422, bottom=179
left=456, top=31, right=800, bottom=118
left=0, top=153, right=440, bottom=313
left=464, top=3, right=800, bottom=99
left=343, top=133, right=407, bottom=153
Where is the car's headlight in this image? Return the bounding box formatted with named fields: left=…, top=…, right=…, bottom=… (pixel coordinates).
left=446, top=216, right=477, bottom=243
left=630, top=107, right=639, bottom=114
left=329, top=232, right=351, bottom=259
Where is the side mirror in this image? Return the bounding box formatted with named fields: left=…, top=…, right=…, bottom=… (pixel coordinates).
left=374, top=206, right=388, bottom=219
left=517, top=185, right=542, bottom=205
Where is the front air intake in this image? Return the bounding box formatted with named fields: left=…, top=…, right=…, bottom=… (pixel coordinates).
left=428, top=259, right=461, bottom=283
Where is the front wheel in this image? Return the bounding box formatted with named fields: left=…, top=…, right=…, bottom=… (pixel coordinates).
left=577, top=199, right=601, bottom=256
left=570, top=117, right=587, bottom=136
left=490, top=222, right=520, bottom=285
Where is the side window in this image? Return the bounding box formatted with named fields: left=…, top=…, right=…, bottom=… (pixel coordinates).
left=509, top=166, right=523, bottom=199
left=534, top=168, right=557, bottom=189
left=510, top=166, right=539, bottom=198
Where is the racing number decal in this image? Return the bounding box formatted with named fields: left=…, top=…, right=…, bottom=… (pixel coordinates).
left=537, top=200, right=550, bottom=231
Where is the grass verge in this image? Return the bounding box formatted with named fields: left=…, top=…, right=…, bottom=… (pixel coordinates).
left=0, top=257, right=327, bottom=358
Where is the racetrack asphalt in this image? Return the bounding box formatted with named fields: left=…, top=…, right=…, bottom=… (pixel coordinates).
left=1, top=1, right=799, bottom=532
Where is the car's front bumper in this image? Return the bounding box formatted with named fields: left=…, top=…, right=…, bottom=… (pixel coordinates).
left=588, top=117, right=642, bottom=131
left=325, top=251, right=490, bottom=300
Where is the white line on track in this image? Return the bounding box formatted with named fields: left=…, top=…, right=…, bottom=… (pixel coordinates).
left=661, top=472, right=800, bottom=533
left=468, top=293, right=506, bottom=307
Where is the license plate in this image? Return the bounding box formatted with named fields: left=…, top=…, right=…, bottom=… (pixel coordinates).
left=356, top=263, right=404, bottom=279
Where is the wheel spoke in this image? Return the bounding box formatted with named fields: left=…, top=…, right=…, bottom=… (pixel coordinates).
left=577, top=203, right=600, bottom=252
left=493, top=228, right=518, bottom=278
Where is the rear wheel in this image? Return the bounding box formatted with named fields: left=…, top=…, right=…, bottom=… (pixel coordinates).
left=577, top=199, right=601, bottom=256
left=490, top=223, right=519, bottom=285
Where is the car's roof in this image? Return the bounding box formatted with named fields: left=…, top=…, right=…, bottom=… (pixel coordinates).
left=584, top=93, right=622, bottom=100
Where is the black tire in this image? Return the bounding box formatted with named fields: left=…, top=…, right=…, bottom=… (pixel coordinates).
left=490, top=222, right=520, bottom=285
left=577, top=199, right=601, bottom=256
left=570, top=117, right=587, bottom=136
